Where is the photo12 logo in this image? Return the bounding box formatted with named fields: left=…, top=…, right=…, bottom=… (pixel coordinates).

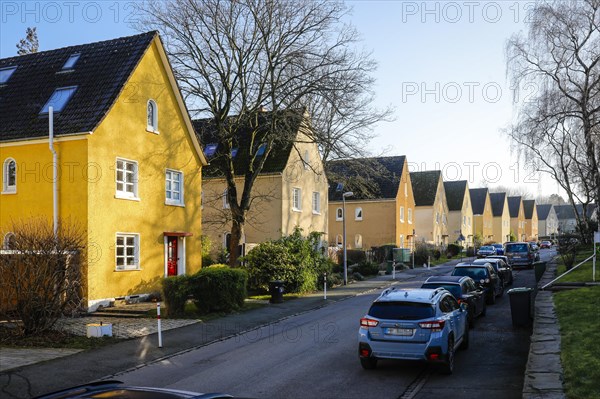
left=400, top=1, right=537, bottom=24
left=1, top=1, right=140, bottom=24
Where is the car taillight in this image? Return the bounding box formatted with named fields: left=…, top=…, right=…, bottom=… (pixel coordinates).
left=419, top=320, right=445, bottom=332
left=360, top=318, right=379, bottom=328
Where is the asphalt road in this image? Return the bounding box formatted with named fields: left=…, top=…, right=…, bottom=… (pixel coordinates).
left=115, top=249, right=555, bottom=399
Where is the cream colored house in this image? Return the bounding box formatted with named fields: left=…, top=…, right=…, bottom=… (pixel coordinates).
left=195, top=112, right=328, bottom=254
left=508, top=196, right=526, bottom=241
left=536, top=204, right=559, bottom=238
left=443, top=180, right=473, bottom=246
left=470, top=188, right=494, bottom=242
left=490, top=192, right=511, bottom=243
left=327, top=156, right=415, bottom=250
left=523, top=200, right=539, bottom=241
left=410, top=171, right=449, bottom=246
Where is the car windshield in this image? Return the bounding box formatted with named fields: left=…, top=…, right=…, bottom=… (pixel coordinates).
left=506, top=243, right=528, bottom=252
left=480, top=246, right=494, bottom=251
left=368, top=301, right=435, bottom=320
left=493, top=244, right=502, bottom=248
left=452, top=267, right=488, bottom=280
left=421, top=283, right=462, bottom=298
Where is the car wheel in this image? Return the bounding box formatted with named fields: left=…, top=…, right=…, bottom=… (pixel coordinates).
left=486, top=290, right=496, bottom=305
left=459, top=326, right=469, bottom=350
left=360, top=357, right=377, bottom=370
left=441, top=337, right=455, bottom=374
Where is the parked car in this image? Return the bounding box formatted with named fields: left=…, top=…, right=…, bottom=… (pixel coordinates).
left=452, top=263, right=503, bottom=304
left=33, top=381, right=234, bottom=399
left=476, top=245, right=497, bottom=258
left=421, top=276, right=486, bottom=327
left=472, top=258, right=513, bottom=286
left=540, top=240, right=552, bottom=249
left=491, top=243, right=504, bottom=255
left=358, top=287, right=469, bottom=374
left=529, top=241, right=540, bottom=252
left=505, top=242, right=536, bottom=268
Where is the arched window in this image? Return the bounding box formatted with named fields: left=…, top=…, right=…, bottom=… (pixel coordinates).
left=2, top=158, right=16, bottom=193
left=355, top=234, right=363, bottom=249
left=336, top=207, right=343, bottom=221
left=147, top=99, right=158, bottom=132
left=336, top=234, right=343, bottom=247
left=3, top=232, right=16, bottom=249
left=303, top=150, right=310, bottom=170
left=223, top=188, right=230, bottom=209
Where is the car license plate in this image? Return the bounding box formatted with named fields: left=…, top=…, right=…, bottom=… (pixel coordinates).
left=385, top=328, right=413, bottom=336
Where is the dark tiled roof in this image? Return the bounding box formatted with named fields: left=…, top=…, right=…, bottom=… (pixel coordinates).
left=444, top=180, right=467, bottom=211
left=469, top=188, right=489, bottom=215
left=507, top=196, right=523, bottom=218
left=327, top=156, right=406, bottom=201
left=410, top=170, right=441, bottom=207
left=193, top=110, right=304, bottom=178
left=489, top=192, right=507, bottom=217
left=0, top=32, right=157, bottom=141
left=523, top=200, right=536, bottom=219
left=536, top=204, right=554, bottom=220
left=554, top=204, right=597, bottom=220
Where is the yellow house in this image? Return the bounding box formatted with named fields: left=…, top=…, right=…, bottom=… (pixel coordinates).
left=410, top=170, right=449, bottom=246
left=443, top=180, right=473, bottom=247
left=490, top=192, right=511, bottom=243
left=327, top=156, right=416, bottom=250
left=0, top=32, right=207, bottom=311
left=508, top=196, right=526, bottom=241
left=470, top=188, right=494, bottom=242
left=195, top=112, right=329, bottom=253
left=523, top=200, right=539, bottom=241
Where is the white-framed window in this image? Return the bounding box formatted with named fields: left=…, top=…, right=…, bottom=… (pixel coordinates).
left=2, top=232, right=16, bottom=249
left=468, top=216, right=471, bottom=226
left=2, top=158, right=16, bottom=193
left=436, top=212, right=440, bottom=224
left=336, top=207, right=343, bottom=221
left=116, top=233, right=140, bottom=270
left=404, top=182, right=408, bottom=197
left=408, top=208, right=413, bottom=224
left=115, top=158, right=138, bottom=199
left=355, top=234, right=363, bottom=249
left=443, top=214, right=447, bottom=225
left=312, top=192, right=320, bottom=214
left=303, top=150, right=310, bottom=170
left=165, top=169, right=184, bottom=206
left=336, top=234, right=343, bottom=247
left=223, top=188, right=230, bottom=209
left=463, top=215, right=466, bottom=226
left=400, top=234, right=404, bottom=248
left=292, top=187, right=302, bottom=211
left=355, top=207, right=363, bottom=221
left=400, top=206, right=405, bottom=222
left=147, top=99, right=158, bottom=133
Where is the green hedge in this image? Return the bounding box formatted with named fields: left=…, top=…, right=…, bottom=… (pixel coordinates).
left=189, top=265, right=248, bottom=314
left=162, top=275, right=190, bottom=317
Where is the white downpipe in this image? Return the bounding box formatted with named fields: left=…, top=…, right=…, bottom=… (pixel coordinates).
left=49, top=107, right=58, bottom=237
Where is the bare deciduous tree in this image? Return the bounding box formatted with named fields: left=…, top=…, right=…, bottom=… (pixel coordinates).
left=505, top=0, right=600, bottom=239
left=16, top=27, right=39, bottom=55
left=135, top=0, right=387, bottom=264
left=0, top=219, right=85, bottom=336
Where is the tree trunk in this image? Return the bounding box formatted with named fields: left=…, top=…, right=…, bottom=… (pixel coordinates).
left=229, top=211, right=245, bottom=266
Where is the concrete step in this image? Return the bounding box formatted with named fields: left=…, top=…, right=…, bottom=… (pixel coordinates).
left=94, top=307, right=151, bottom=315
left=87, top=311, right=146, bottom=319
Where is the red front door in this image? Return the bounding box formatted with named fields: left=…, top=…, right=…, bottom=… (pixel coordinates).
left=167, top=236, right=178, bottom=276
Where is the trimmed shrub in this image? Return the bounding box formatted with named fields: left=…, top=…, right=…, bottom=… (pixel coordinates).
left=344, top=249, right=367, bottom=266
left=466, top=246, right=475, bottom=257
left=432, top=249, right=441, bottom=260
left=162, top=275, right=190, bottom=317
left=447, top=244, right=462, bottom=257
left=355, top=260, right=380, bottom=276
left=413, top=242, right=431, bottom=266
left=242, top=241, right=296, bottom=292
left=189, top=265, right=248, bottom=314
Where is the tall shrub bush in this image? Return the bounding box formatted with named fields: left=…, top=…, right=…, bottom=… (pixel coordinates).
left=162, top=275, right=190, bottom=317
left=189, top=265, right=248, bottom=314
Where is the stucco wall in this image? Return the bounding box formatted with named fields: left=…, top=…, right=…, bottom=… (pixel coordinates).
left=329, top=200, right=396, bottom=249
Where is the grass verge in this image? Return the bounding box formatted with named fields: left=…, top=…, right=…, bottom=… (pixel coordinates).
left=555, top=248, right=597, bottom=283
left=554, top=286, right=600, bottom=399
left=0, top=327, right=124, bottom=350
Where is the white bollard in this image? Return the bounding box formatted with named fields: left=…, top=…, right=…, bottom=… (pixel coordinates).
left=157, top=302, right=163, bottom=348
left=392, top=263, right=396, bottom=280
left=324, top=272, right=327, bottom=300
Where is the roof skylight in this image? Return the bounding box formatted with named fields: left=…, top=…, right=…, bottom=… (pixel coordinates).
left=204, top=143, right=218, bottom=157
left=0, top=66, right=17, bottom=84
left=40, top=86, right=77, bottom=113
left=62, top=53, right=81, bottom=70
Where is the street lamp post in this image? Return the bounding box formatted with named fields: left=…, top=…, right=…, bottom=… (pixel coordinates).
left=342, top=191, right=354, bottom=285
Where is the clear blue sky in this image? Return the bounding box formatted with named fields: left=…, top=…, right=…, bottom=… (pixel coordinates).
left=0, top=0, right=560, bottom=197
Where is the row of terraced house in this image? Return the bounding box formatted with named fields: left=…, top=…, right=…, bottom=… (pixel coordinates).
left=0, top=32, right=595, bottom=311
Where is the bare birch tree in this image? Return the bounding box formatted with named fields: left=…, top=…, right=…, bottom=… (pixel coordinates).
left=135, top=0, right=387, bottom=264
left=506, top=0, right=600, bottom=238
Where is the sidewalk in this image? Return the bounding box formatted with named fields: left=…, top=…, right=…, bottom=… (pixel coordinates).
left=0, top=264, right=451, bottom=398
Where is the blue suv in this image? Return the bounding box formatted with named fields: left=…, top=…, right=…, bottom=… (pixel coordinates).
left=358, top=287, right=469, bottom=374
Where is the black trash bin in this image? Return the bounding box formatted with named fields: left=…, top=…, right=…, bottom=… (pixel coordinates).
left=534, top=261, right=547, bottom=283
left=507, top=287, right=533, bottom=327
left=269, top=280, right=285, bottom=304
